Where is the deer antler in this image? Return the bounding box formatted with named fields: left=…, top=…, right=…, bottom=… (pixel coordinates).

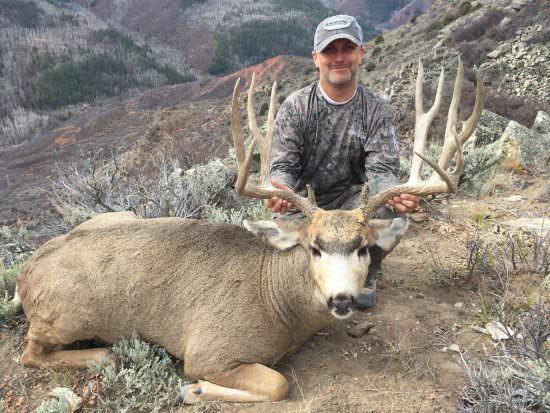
left=360, top=57, right=484, bottom=218
left=231, top=73, right=317, bottom=217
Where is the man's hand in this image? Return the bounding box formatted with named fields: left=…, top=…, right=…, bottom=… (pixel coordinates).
left=265, top=181, right=294, bottom=214
left=387, top=194, right=420, bottom=214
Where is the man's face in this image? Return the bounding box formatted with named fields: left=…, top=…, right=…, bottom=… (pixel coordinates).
left=312, top=38, right=365, bottom=87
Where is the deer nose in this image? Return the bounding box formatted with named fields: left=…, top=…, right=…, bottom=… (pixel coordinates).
left=328, top=294, right=354, bottom=316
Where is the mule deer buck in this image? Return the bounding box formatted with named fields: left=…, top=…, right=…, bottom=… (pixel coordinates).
left=17, top=58, right=483, bottom=403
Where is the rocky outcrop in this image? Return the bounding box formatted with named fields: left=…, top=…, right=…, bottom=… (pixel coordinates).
left=532, top=111, right=550, bottom=135
left=500, top=120, right=550, bottom=171
left=471, top=110, right=510, bottom=146
left=459, top=110, right=549, bottom=195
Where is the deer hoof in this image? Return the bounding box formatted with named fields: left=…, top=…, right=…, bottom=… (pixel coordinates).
left=176, top=384, right=202, bottom=405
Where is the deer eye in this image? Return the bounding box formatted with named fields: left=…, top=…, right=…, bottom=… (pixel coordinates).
left=310, top=246, right=321, bottom=258
left=357, top=246, right=369, bottom=257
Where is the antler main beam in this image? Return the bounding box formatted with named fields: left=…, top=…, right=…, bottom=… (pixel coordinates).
left=231, top=73, right=317, bottom=217
left=360, top=57, right=484, bottom=218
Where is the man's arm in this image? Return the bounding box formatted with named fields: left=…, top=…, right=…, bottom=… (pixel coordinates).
left=270, top=99, right=304, bottom=189
left=267, top=98, right=304, bottom=214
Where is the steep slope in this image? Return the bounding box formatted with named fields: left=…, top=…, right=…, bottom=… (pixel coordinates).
left=0, top=56, right=312, bottom=225
left=0, top=0, right=195, bottom=147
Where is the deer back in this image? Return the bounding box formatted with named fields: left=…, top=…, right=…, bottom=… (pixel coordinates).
left=18, top=212, right=332, bottom=369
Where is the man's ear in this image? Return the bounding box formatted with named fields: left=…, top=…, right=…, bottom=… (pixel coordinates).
left=312, top=51, right=319, bottom=68
left=243, top=220, right=303, bottom=250
left=368, top=217, right=409, bottom=252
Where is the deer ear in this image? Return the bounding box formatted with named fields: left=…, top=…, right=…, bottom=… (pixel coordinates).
left=368, top=217, right=409, bottom=252
left=243, top=220, right=302, bottom=250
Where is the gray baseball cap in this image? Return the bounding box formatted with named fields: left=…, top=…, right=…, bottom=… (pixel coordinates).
left=313, top=15, right=363, bottom=52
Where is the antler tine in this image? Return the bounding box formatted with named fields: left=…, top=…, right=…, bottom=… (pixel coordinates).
left=257, top=81, right=278, bottom=187
left=459, top=67, right=484, bottom=144
left=409, top=60, right=445, bottom=183
left=360, top=57, right=484, bottom=218
left=232, top=77, right=256, bottom=196
left=433, top=64, right=484, bottom=174
left=232, top=74, right=317, bottom=217
left=247, top=73, right=264, bottom=143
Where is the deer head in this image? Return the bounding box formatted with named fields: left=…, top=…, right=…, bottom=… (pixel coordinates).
left=232, top=59, right=483, bottom=319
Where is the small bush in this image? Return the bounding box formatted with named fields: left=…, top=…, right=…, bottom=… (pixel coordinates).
left=91, top=335, right=189, bottom=412
left=258, top=101, right=269, bottom=116
left=374, top=35, right=384, bottom=44
left=458, top=306, right=550, bottom=412
left=458, top=1, right=472, bottom=16
left=0, top=262, right=23, bottom=318
left=365, top=62, right=376, bottom=72
left=50, top=150, right=270, bottom=229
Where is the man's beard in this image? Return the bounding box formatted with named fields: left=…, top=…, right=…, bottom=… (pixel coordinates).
left=324, top=66, right=357, bottom=87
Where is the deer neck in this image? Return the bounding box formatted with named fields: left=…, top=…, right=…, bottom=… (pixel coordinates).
left=263, top=247, right=333, bottom=335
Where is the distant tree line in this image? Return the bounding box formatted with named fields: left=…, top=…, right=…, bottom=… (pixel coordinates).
left=0, top=0, right=43, bottom=28
left=19, top=28, right=195, bottom=110
left=180, top=0, right=207, bottom=10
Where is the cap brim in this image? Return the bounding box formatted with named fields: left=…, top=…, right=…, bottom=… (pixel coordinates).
left=315, top=33, right=362, bottom=52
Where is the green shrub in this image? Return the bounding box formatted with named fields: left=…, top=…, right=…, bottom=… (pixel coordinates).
left=91, top=335, right=189, bottom=412
left=365, top=62, right=376, bottom=72
left=0, top=262, right=23, bottom=318
left=374, top=35, right=384, bottom=44
left=458, top=1, right=472, bottom=16
left=258, top=101, right=269, bottom=116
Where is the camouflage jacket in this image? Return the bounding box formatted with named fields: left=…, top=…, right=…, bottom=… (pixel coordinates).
left=270, top=82, right=400, bottom=209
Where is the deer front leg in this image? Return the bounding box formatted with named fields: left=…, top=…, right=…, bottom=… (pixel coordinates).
left=178, top=363, right=289, bottom=404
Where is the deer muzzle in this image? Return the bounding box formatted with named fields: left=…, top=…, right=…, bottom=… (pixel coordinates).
left=327, top=294, right=354, bottom=318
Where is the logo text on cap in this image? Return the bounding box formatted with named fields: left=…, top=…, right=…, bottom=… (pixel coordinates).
left=323, top=16, right=352, bottom=31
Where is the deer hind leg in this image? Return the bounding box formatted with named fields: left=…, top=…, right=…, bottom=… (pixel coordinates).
left=20, top=320, right=115, bottom=369
left=178, top=363, right=288, bottom=404
left=20, top=339, right=115, bottom=369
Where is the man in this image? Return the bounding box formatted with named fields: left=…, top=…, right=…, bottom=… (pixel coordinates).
left=266, top=15, right=420, bottom=301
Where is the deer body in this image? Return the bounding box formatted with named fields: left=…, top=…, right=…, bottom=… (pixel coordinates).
left=19, top=213, right=332, bottom=375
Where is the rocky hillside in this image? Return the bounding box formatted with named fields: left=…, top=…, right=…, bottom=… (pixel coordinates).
left=0, top=0, right=196, bottom=147
left=0, top=0, right=423, bottom=148
left=0, top=0, right=548, bottom=230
